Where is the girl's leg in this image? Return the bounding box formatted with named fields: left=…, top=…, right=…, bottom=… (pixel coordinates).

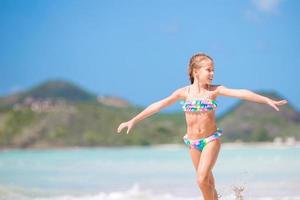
left=189, top=147, right=218, bottom=199
left=209, top=171, right=218, bottom=199
left=189, top=147, right=201, bottom=170
left=197, top=139, right=221, bottom=200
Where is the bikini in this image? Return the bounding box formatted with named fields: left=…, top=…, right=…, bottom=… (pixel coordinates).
left=181, top=86, right=223, bottom=151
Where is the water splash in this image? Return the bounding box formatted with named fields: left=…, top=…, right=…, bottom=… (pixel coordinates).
left=232, top=186, right=245, bottom=200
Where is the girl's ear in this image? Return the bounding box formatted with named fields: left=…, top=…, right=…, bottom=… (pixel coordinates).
left=193, top=68, right=199, bottom=76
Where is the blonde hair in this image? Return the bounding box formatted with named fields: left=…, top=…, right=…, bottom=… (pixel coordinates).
left=188, top=53, right=213, bottom=84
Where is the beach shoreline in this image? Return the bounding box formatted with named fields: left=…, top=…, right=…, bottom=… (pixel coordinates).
left=1, top=141, right=300, bottom=151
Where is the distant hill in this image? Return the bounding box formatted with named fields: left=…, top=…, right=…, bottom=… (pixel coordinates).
left=0, top=80, right=299, bottom=149
left=0, top=80, right=97, bottom=109
left=0, top=80, right=185, bottom=148
left=218, top=91, right=300, bottom=142
left=26, top=80, right=97, bottom=102
left=97, top=95, right=130, bottom=108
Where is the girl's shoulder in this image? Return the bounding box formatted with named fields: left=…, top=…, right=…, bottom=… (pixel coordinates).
left=172, top=85, right=190, bottom=99
left=209, top=84, right=223, bottom=98
left=177, top=84, right=220, bottom=95
left=210, top=84, right=224, bottom=92
left=175, top=84, right=223, bottom=98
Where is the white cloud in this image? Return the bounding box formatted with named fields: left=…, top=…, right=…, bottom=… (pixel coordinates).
left=252, top=0, right=282, bottom=14
left=244, top=0, right=283, bottom=22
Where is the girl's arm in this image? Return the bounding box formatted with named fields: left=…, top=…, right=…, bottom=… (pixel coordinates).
left=117, top=88, right=185, bottom=134
left=217, top=85, right=288, bottom=111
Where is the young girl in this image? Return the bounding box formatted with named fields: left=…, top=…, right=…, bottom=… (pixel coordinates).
left=117, top=53, right=288, bottom=200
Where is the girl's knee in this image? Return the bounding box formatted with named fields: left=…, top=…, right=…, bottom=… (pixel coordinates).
left=197, top=173, right=210, bottom=188
left=208, top=173, right=215, bottom=185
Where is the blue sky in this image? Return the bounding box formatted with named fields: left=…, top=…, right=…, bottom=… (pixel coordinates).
left=0, top=0, right=299, bottom=115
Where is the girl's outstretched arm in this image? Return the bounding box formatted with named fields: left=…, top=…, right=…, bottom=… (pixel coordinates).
left=117, top=88, right=185, bottom=134
left=217, top=85, right=288, bottom=111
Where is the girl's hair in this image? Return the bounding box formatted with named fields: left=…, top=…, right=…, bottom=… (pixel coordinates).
left=188, top=53, right=214, bottom=84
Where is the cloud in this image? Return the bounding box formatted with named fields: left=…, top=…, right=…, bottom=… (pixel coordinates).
left=244, top=0, right=283, bottom=22
left=252, top=0, right=282, bottom=14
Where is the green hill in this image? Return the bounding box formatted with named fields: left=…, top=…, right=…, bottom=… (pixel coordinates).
left=0, top=80, right=298, bottom=148
left=0, top=80, right=185, bottom=148
left=0, top=80, right=97, bottom=109
left=218, top=91, right=300, bottom=142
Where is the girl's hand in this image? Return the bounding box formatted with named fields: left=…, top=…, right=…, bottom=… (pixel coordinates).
left=266, top=99, right=288, bottom=111
left=117, top=120, right=134, bottom=134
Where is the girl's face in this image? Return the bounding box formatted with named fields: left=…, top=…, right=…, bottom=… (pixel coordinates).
left=194, top=60, right=214, bottom=85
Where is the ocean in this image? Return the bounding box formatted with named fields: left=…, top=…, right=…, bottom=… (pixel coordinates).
left=0, top=144, right=299, bottom=200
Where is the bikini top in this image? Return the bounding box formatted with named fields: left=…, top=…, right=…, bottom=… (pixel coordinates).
left=180, top=86, right=218, bottom=112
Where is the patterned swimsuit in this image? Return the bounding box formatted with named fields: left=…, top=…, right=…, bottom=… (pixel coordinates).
left=181, top=86, right=223, bottom=151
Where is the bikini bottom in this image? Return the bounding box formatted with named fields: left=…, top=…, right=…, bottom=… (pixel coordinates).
left=183, top=128, right=223, bottom=152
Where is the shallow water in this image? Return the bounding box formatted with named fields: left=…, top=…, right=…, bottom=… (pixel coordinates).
left=0, top=144, right=300, bottom=200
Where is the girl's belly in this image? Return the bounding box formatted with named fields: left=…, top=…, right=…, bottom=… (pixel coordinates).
left=185, top=113, right=218, bottom=139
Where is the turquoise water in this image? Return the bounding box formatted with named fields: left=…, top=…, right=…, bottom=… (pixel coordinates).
left=0, top=144, right=300, bottom=200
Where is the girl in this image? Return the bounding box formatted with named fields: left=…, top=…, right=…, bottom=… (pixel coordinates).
left=117, top=53, right=288, bottom=200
